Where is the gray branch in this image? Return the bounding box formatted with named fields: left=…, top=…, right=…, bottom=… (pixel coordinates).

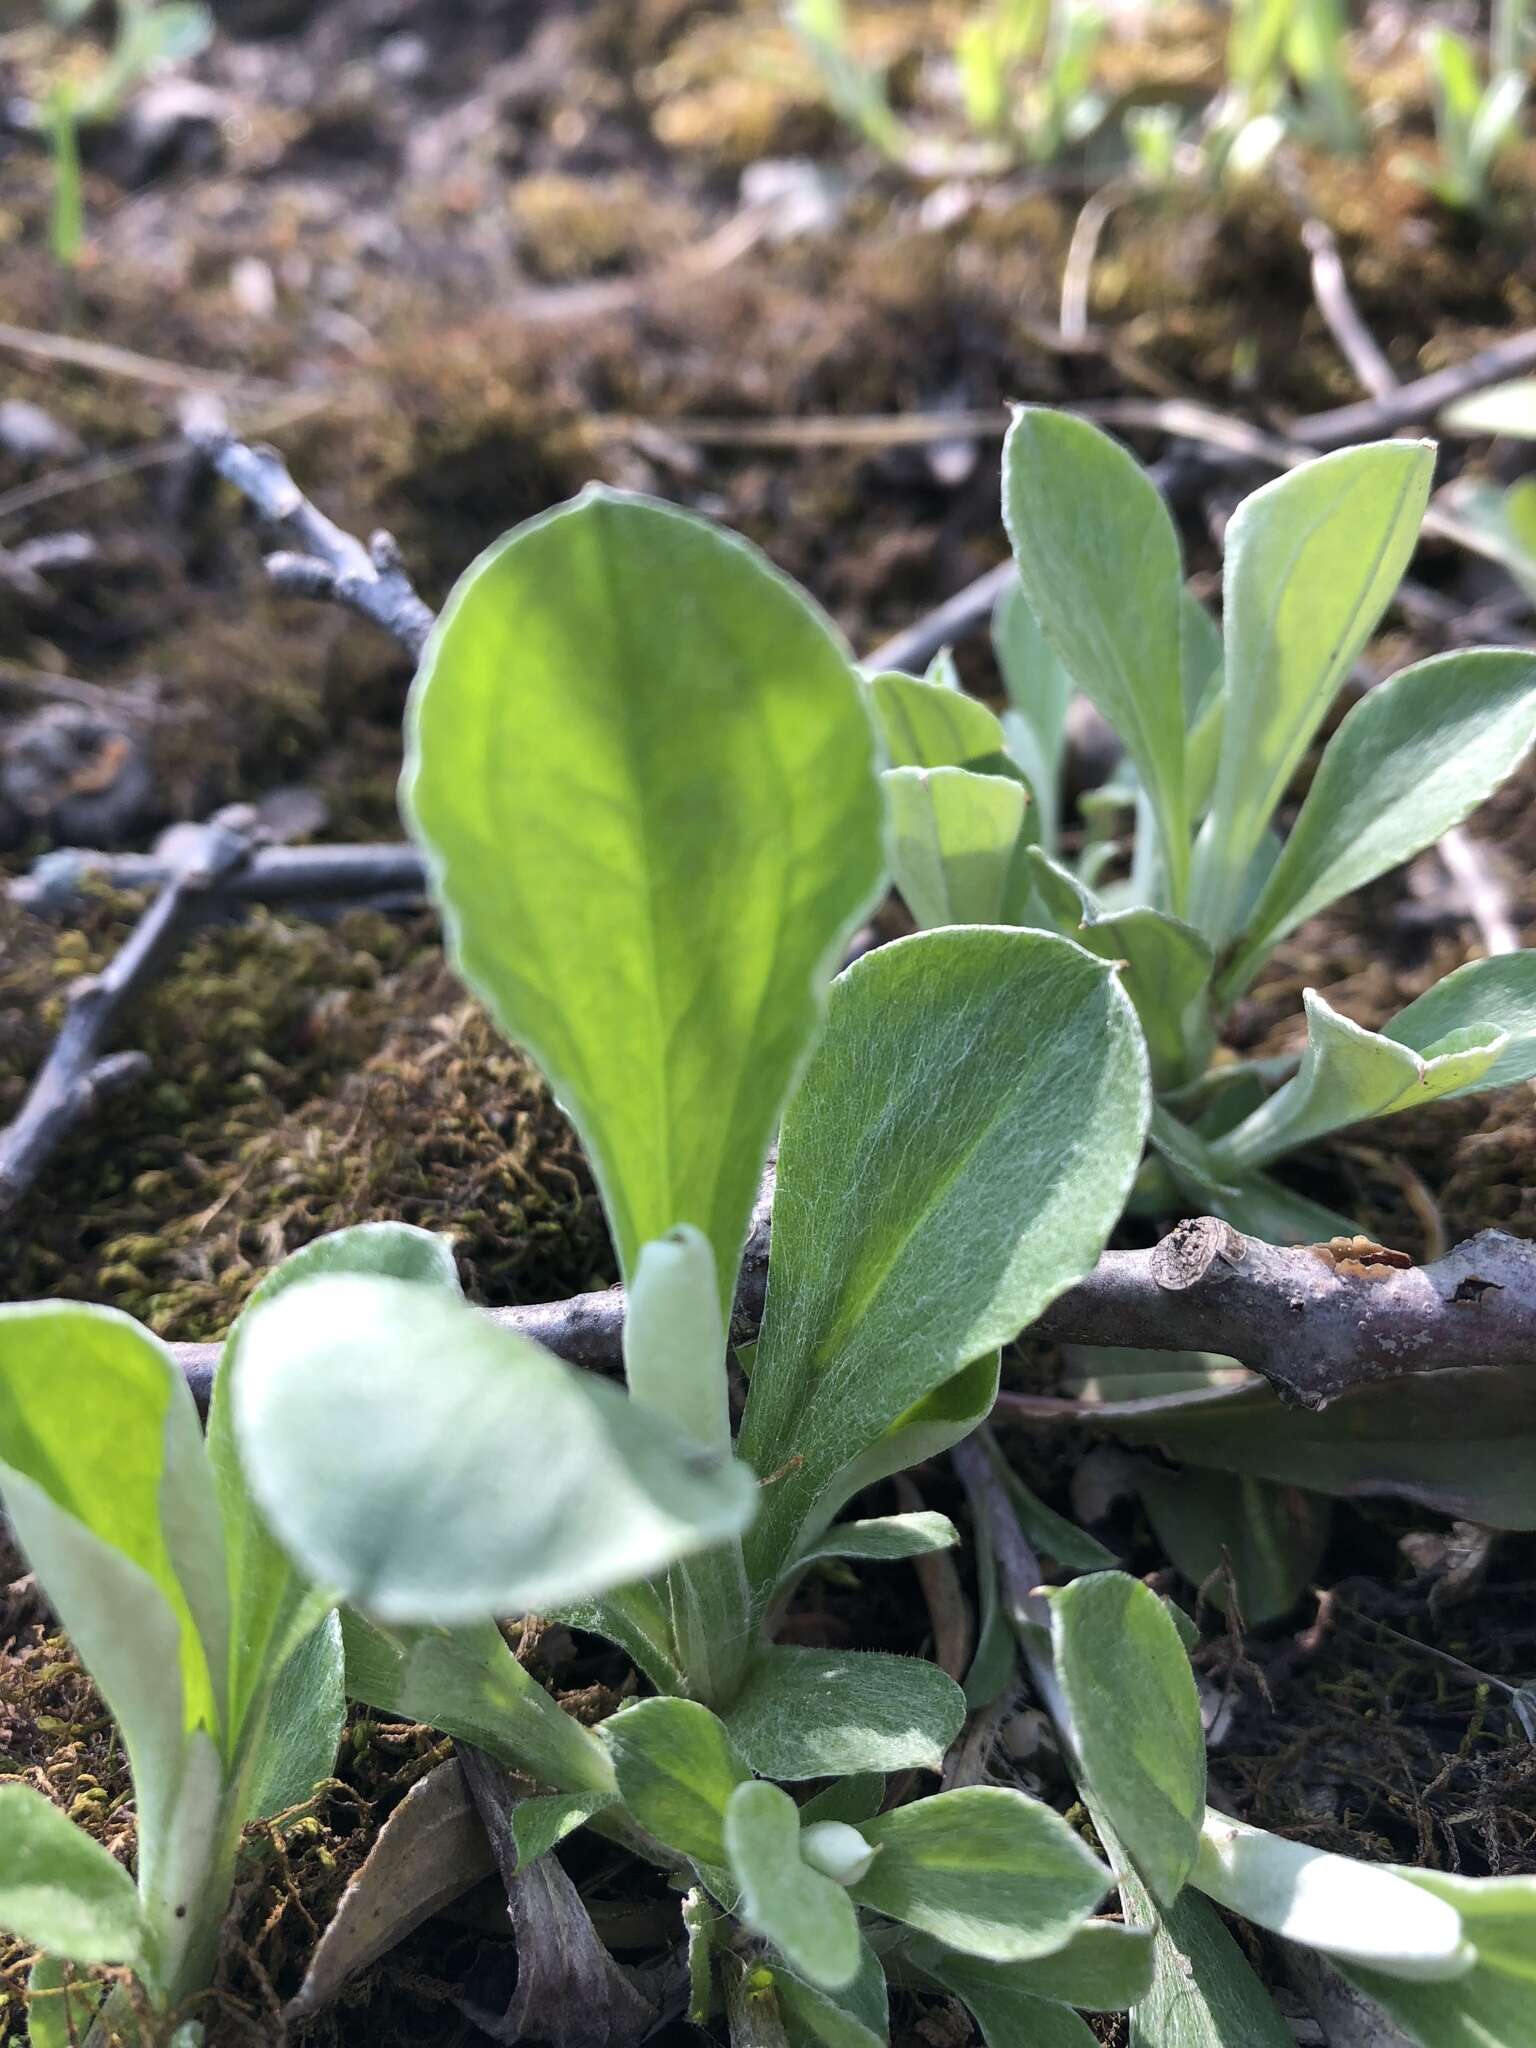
left=1289, top=324, right=1536, bottom=449
left=0, top=813, right=254, bottom=1221
left=13, top=841, right=427, bottom=918
left=188, top=421, right=436, bottom=658
left=168, top=1213, right=1536, bottom=1417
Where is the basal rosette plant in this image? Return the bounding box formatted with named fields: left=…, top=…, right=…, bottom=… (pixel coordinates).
left=219, top=487, right=1156, bottom=2038
left=0, top=1231, right=357, bottom=2040
left=4, top=449, right=1536, bottom=2044
left=883, top=408, right=1536, bottom=1247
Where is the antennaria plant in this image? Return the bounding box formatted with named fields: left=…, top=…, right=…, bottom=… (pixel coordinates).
left=0, top=1231, right=355, bottom=2037
left=5, top=437, right=1536, bottom=2042
left=883, top=408, right=1536, bottom=1245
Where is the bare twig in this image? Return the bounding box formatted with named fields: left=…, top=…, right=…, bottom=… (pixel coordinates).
left=168, top=1213, right=1536, bottom=1417
left=1301, top=218, right=1397, bottom=401
left=0, top=319, right=272, bottom=396
left=1289, top=325, right=1536, bottom=449
left=188, top=421, right=436, bottom=658
left=0, top=813, right=254, bottom=1221
left=12, top=841, right=427, bottom=917
left=864, top=559, right=1015, bottom=673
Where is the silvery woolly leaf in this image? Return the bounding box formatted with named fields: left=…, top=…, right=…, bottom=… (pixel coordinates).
left=1386, top=951, right=1536, bottom=1095
left=0, top=1786, right=148, bottom=1971
left=1191, top=440, right=1434, bottom=942
left=210, top=1222, right=459, bottom=1762
left=847, top=1786, right=1111, bottom=1963
left=792, top=1512, right=959, bottom=1573
left=600, top=1697, right=749, bottom=1868
left=723, top=1646, right=965, bottom=1780
left=242, top=1610, right=346, bottom=1825
left=737, top=927, right=1148, bottom=1599
left=1022, top=847, right=1213, bottom=1086
left=1047, top=1572, right=1206, bottom=1907
left=993, top=571, right=1073, bottom=851
left=882, top=766, right=1029, bottom=930
left=1225, top=650, right=1536, bottom=994
left=870, top=669, right=1014, bottom=772
left=341, top=1612, right=617, bottom=1798
left=724, top=1781, right=861, bottom=1992
left=774, top=1942, right=889, bottom=2048
left=1395, top=1868, right=1536, bottom=1985
left=912, top=1918, right=1155, bottom=2012
left=405, top=488, right=884, bottom=1313
left=0, top=1302, right=223, bottom=1864
left=1004, top=408, right=1190, bottom=911
left=1194, top=1811, right=1472, bottom=1982
left=235, top=1273, right=757, bottom=1625
left=1120, top=1865, right=1293, bottom=2048
left=1211, top=987, right=1504, bottom=1172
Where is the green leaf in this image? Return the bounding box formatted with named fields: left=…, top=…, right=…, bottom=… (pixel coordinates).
left=1122, top=1873, right=1293, bottom=2048
left=0, top=1303, right=222, bottom=1865
left=1021, top=848, right=1213, bottom=1085
left=724, top=1781, right=862, bottom=1991
left=737, top=927, right=1149, bottom=1596
left=883, top=767, right=1029, bottom=929
left=1133, top=1468, right=1330, bottom=1626
left=723, top=1647, right=965, bottom=1780
left=0, top=1785, right=147, bottom=1969
left=1180, top=590, right=1224, bottom=724
left=1402, top=1869, right=1536, bottom=1983
left=775, top=1943, right=889, bottom=2048
left=601, top=1698, right=750, bottom=1866
left=871, top=670, right=1012, bottom=770
left=996, top=1462, right=1116, bottom=1573
left=25, top=1955, right=101, bottom=2048
left=1387, top=952, right=1536, bottom=1095
left=1146, top=1116, right=1360, bottom=1243
left=1048, top=1572, right=1205, bottom=1906
left=508, top=1791, right=604, bottom=1873
left=848, top=1787, right=1110, bottom=1961
left=242, top=1611, right=345, bottom=1824
left=210, top=1222, right=459, bottom=1761
left=1194, top=1810, right=1472, bottom=1981
left=914, top=1918, right=1156, bottom=2011
left=794, top=1513, right=960, bottom=1571
left=340, top=1612, right=617, bottom=1799
left=234, top=1273, right=757, bottom=1624
left=819, top=1353, right=1001, bottom=1539
left=1225, top=651, right=1536, bottom=993
left=1335, top=1955, right=1536, bottom=2048
left=1003, top=408, right=1189, bottom=909
left=404, top=487, right=884, bottom=1311
left=994, top=572, right=1072, bottom=851
left=1443, top=377, right=1536, bottom=438
left=623, top=1223, right=731, bottom=1456
left=798, top=1776, right=886, bottom=1828
left=1191, top=440, right=1434, bottom=941
left=1211, top=987, right=1504, bottom=1171
left=933, top=1971, right=1098, bottom=2048
left=552, top=1580, right=685, bottom=1695
left=1097, top=1365, right=1536, bottom=1530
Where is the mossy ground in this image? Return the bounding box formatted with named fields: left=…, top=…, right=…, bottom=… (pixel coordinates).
left=3, top=0, right=1536, bottom=2038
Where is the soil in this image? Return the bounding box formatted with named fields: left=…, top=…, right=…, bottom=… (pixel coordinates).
left=2, top=0, right=1535, bottom=2042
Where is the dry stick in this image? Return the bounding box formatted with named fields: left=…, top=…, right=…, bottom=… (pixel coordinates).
left=0, top=814, right=254, bottom=1222
left=0, top=435, right=438, bottom=1216
left=187, top=422, right=436, bottom=659
left=167, top=1214, right=1536, bottom=1418
left=1288, top=324, right=1536, bottom=449
left=11, top=842, right=428, bottom=917
left=1301, top=216, right=1522, bottom=957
